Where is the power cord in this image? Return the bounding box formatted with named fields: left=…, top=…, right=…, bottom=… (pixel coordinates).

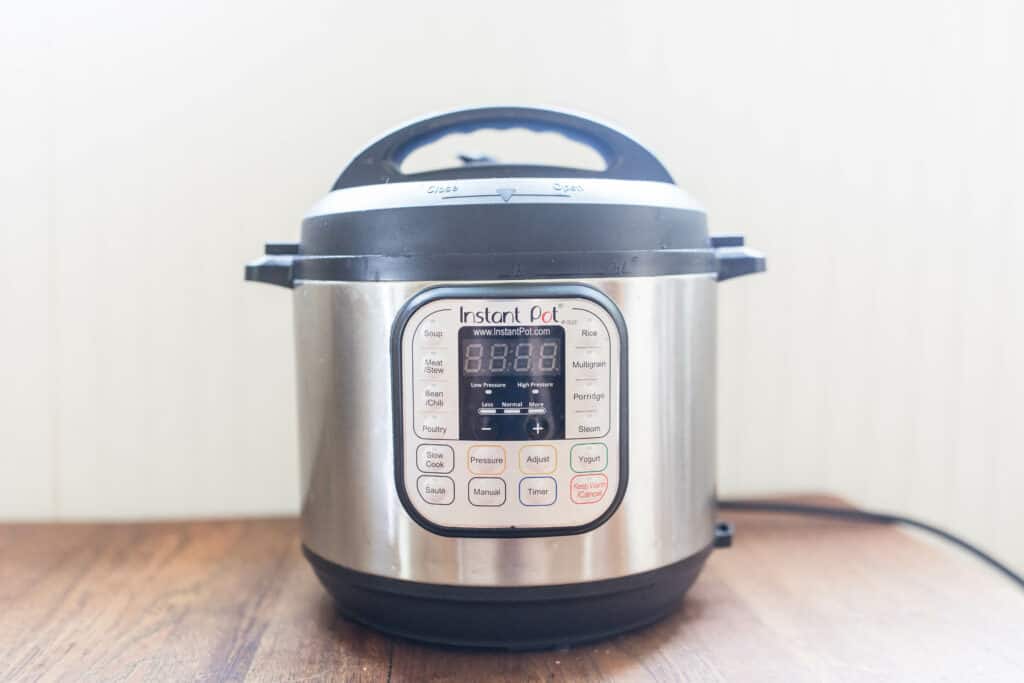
left=718, top=499, right=1024, bottom=592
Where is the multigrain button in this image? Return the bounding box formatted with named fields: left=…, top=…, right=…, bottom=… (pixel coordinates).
left=570, top=473, right=609, bottom=504
left=468, top=477, right=506, bottom=506
left=518, top=445, right=556, bottom=474
left=416, top=444, right=454, bottom=473
left=416, top=475, right=454, bottom=505
left=519, top=477, right=557, bottom=506
left=467, top=445, right=506, bottom=474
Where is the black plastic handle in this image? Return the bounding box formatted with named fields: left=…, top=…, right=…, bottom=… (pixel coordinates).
left=332, top=106, right=675, bottom=190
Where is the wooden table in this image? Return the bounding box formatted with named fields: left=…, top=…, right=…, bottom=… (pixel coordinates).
left=3, top=500, right=1023, bottom=682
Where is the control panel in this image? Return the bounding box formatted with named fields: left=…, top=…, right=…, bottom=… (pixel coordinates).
left=394, top=286, right=626, bottom=536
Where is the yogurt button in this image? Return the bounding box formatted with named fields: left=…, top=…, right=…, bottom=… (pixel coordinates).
left=570, top=443, right=608, bottom=472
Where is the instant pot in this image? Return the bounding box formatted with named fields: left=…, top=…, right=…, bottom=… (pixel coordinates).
left=246, top=106, right=764, bottom=648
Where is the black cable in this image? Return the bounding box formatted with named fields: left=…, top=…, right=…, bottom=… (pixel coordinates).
left=718, top=499, right=1024, bottom=592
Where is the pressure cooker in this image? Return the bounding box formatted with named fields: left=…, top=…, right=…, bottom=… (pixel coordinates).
left=245, top=106, right=764, bottom=648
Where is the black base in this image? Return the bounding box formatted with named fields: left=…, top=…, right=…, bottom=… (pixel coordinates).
left=304, top=545, right=712, bottom=650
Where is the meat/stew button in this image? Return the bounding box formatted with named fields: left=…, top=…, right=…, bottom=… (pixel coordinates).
left=570, top=473, right=609, bottom=504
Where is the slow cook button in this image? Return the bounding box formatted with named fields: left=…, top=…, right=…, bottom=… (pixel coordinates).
left=570, top=473, right=609, bottom=504
left=519, top=477, right=557, bottom=506
left=468, top=477, right=506, bottom=506
left=416, top=414, right=455, bottom=440
left=468, top=445, right=506, bottom=474
left=416, top=444, right=454, bottom=473
left=417, top=475, right=454, bottom=505
left=518, top=445, right=556, bottom=474
left=570, top=443, right=608, bottom=472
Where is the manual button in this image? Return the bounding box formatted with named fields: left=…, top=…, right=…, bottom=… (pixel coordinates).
left=468, top=477, right=506, bottom=506
left=417, top=475, right=454, bottom=505
left=416, top=444, right=454, bottom=473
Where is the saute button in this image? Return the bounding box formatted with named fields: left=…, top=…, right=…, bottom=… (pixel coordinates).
left=416, top=444, right=454, bottom=473
left=570, top=443, right=607, bottom=472
left=519, top=477, right=557, bottom=506
left=417, top=475, right=454, bottom=505
left=468, top=477, right=506, bottom=506
left=570, top=473, right=609, bottom=504
left=468, top=445, right=506, bottom=474
left=519, top=445, right=556, bottom=474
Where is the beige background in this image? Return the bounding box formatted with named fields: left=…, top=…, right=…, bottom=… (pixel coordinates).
left=3, top=1, right=1022, bottom=571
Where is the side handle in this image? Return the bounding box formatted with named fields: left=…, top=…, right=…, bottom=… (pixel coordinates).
left=712, top=234, right=766, bottom=281
left=245, top=242, right=298, bottom=288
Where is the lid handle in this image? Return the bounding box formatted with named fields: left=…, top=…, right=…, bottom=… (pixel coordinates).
left=332, top=106, right=674, bottom=190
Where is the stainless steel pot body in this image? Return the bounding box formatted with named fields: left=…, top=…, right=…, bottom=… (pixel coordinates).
left=294, top=273, right=717, bottom=587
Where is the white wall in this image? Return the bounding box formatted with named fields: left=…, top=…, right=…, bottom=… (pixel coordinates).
left=3, top=1, right=1022, bottom=569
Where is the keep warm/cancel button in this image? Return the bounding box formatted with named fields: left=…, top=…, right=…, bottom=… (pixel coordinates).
left=570, top=473, right=609, bottom=504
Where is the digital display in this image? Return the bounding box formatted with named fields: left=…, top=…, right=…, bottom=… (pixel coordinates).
left=458, top=326, right=565, bottom=441
left=461, top=338, right=561, bottom=375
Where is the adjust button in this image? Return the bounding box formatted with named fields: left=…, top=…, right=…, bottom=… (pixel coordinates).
left=468, top=477, right=506, bottom=506
left=416, top=444, right=454, bottom=473
left=416, top=475, right=454, bottom=505
left=468, top=445, right=506, bottom=475
left=519, top=445, right=556, bottom=474
left=519, top=477, right=557, bottom=506
left=570, top=443, right=608, bottom=472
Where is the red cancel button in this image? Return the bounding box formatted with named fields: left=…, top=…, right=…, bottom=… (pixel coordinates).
left=570, top=473, right=609, bottom=504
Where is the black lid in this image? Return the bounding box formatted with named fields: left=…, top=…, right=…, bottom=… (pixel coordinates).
left=246, top=107, right=765, bottom=286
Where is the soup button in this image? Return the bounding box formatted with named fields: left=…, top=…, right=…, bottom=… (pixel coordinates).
left=570, top=473, right=609, bottom=504
left=416, top=475, right=454, bottom=505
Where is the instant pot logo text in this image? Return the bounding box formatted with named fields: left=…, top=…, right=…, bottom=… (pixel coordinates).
left=459, top=305, right=559, bottom=324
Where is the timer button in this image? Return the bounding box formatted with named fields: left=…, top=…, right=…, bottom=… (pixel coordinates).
left=519, top=477, right=557, bottom=506
left=416, top=444, right=454, bottom=473
left=416, top=475, right=455, bottom=505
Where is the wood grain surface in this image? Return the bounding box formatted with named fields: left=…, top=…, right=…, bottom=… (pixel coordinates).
left=2, top=501, right=1022, bottom=682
